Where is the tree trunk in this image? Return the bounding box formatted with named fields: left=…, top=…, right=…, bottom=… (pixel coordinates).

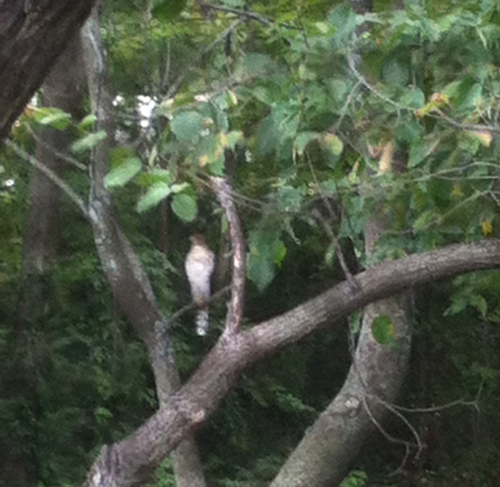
left=270, top=216, right=412, bottom=487
left=81, top=8, right=206, bottom=487
left=0, top=0, right=95, bottom=139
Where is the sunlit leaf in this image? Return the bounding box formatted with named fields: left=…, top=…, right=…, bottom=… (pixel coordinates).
left=321, top=134, right=343, bottom=156
left=78, top=114, right=97, bottom=130
left=222, top=131, right=243, bottom=150
left=104, top=157, right=142, bottom=189
left=35, top=107, right=72, bottom=130
left=71, top=131, right=107, bottom=153
left=137, top=183, right=172, bottom=213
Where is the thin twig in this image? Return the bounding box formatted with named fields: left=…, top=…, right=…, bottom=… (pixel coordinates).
left=5, top=139, right=89, bottom=217
left=347, top=51, right=404, bottom=110
left=205, top=3, right=274, bottom=27
left=313, top=209, right=360, bottom=291
left=392, top=399, right=479, bottom=414
left=335, top=80, right=362, bottom=131
left=430, top=109, right=500, bottom=134
left=305, top=152, right=359, bottom=291
left=165, top=19, right=243, bottom=99
left=196, top=175, right=265, bottom=212
left=26, top=125, right=88, bottom=172
left=170, top=285, right=231, bottom=323
left=211, top=177, right=246, bottom=336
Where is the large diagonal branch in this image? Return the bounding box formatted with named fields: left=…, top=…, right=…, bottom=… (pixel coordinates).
left=0, top=0, right=95, bottom=139
left=83, top=238, right=500, bottom=487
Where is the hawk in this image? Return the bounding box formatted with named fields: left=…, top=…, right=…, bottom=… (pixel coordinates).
left=184, top=234, right=216, bottom=336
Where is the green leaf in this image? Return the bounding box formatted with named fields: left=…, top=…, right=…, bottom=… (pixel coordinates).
left=413, top=210, right=434, bottom=230
left=104, top=157, right=142, bottom=189
left=247, top=220, right=286, bottom=291
left=136, top=169, right=171, bottom=187
left=383, top=58, right=409, bottom=86
left=458, top=131, right=480, bottom=154
left=171, top=193, right=198, bottom=222
left=322, top=134, right=343, bottom=156
left=256, top=116, right=278, bottom=158
left=238, top=53, right=272, bottom=78
left=35, top=108, right=72, bottom=130
left=78, top=114, right=97, bottom=130
left=399, top=88, right=425, bottom=109
left=152, top=0, right=187, bottom=19
left=277, top=186, right=302, bottom=212
left=171, top=111, right=204, bottom=145
left=137, top=183, right=172, bottom=213
left=295, top=132, right=318, bottom=156
left=408, top=139, right=427, bottom=168
left=247, top=252, right=276, bottom=292
left=223, top=131, right=244, bottom=150
left=472, top=295, right=488, bottom=317
left=171, top=182, right=189, bottom=193
left=71, top=131, right=107, bottom=153
left=371, top=315, right=398, bottom=349
left=196, top=133, right=225, bottom=175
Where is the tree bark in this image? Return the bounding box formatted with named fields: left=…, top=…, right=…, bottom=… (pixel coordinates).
left=270, top=215, right=412, bottom=487
left=0, top=0, right=95, bottom=139
left=81, top=9, right=206, bottom=487
left=82, top=238, right=500, bottom=487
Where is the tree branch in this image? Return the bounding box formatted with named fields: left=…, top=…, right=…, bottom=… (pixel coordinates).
left=5, top=139, right=89, bottom=217
left=82, top=9, right=207, bottom=487
left=83, top=238, right=500, bottom=487
left=211, top=177, right=246, bottom=336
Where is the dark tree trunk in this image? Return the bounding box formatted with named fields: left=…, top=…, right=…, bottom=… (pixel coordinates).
left=0, top=0, right=95, bottom=139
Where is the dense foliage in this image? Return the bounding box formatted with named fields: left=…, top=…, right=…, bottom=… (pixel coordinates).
left=2, top=0, right=500, bottom=486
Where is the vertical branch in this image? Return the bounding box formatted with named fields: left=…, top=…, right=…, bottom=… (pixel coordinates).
left=81, top=7, right=207, bottom=487
left=211, top=177, right=246, bottom=335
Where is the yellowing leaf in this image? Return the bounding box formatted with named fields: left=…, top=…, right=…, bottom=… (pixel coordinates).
left=321, top=133, right=343, bottom=156
left=482, top=220, right=493, bottom=237
left=227, top=90, right=238, bottom=106
left=451, top=183, right=463, bottom=198
left=379, top=141, right=393, bottom=174
left=471, top=130, right=492, bottom=147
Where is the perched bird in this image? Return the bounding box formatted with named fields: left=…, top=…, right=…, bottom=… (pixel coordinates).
left=184, top=234, right=216, bottom=336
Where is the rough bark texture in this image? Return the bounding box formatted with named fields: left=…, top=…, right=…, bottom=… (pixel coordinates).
left=83, top=238, right=500, bottom=487
left=81, top=9, right=206, bottom=487
left=270, top=213, right=412, bottom=487
left=0, top=0, right=95, bottom=139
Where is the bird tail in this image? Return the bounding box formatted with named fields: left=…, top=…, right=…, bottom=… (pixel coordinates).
left=196, top=308, right=209, bottom=336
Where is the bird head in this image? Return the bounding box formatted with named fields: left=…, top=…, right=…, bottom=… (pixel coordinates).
left=190, top=233, right=207, bottom=246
